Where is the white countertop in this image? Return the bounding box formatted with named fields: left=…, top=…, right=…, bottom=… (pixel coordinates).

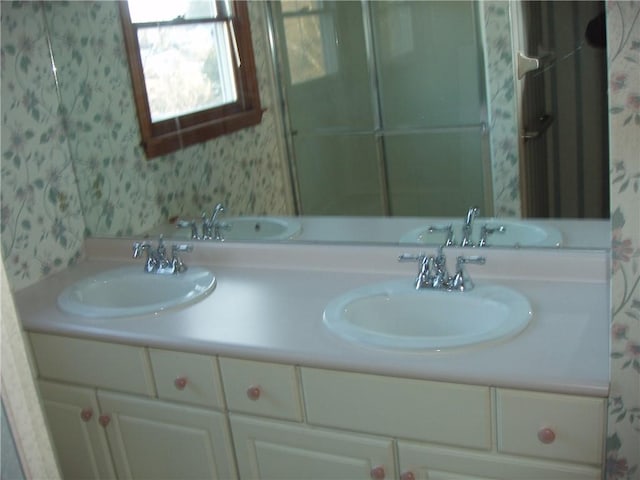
left=15, top=238, right=611, bottom=397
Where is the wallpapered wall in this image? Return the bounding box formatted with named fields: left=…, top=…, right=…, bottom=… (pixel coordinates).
left=481, top=2, right=521, bottom=218
left=1, top=1, right=291, bottom=290
left=606, top=2, right=640, bottom=478
left=1, top=1, right=639, bottom=476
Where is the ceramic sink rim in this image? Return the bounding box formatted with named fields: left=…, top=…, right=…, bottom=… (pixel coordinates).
left=57, top=265, right=216, bottom=318
left=323, top=279, right=533, bottom=351
left=399, top=218, right=563, bottom=247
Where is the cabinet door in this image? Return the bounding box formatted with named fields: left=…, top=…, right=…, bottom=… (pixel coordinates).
left=230, top=414, right=396, bottom=480
left=398, top=440, right=601, bottom=480
left=38, top=380, right=116, bottom=480
left=99, top=391, right=237, bottom=480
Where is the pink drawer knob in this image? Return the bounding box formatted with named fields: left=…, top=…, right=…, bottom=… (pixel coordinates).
left=98, top=414, right=111, bottom=428
left=400, top=472, right=415, bottom=480
left=80, top=408, right=93, bottom=422
left=370, top=465, right=385, bottom=479
left=538, top=427, right=556, bottom=444
left=174, top=376, right=188, bottom=390
left=246, top=385, right=261, bottom=401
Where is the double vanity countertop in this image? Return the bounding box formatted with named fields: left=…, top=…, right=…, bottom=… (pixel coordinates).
left=15, top=237, right=611, bottom=398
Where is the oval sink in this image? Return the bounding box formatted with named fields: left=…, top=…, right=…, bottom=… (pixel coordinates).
left=400, top=219, right=562, bottom=247
left=323, top=280, right=532, bottom=350
left=58, top=266, right=216, bottom=318
left=221, top=216, right=302, bottom=241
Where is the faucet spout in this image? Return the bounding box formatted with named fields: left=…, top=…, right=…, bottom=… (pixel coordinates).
left=461, top=206, right=480, bottom=247
left=465, top=206, right=480, bottom=226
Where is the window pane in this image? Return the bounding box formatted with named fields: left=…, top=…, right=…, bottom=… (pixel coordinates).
left=281, top=1, right=322, bottom=14
left=284, top=14, right=337, bottom=84
left=128, top=0, right=223, bottom=23
left=137, top=23, right=237, bottom=122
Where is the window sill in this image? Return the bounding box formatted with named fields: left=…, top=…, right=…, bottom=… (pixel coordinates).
left=142, top=108, right=265, bottom=159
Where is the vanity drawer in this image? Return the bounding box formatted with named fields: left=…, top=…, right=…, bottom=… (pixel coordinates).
left=301, top=368, right=492, bottom=450
left=219, top=357, right=303, bottom=421
left=496, top=388, right=605, bottom=464
left=149, top=349, right=225, bottom=409
left=29, top=333, right=155, bottom=396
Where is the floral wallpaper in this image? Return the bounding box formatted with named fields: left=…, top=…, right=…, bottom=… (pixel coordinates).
left=1, top=2, right=86, bottom=289
left=606, top=1, right=640, bottom=478
left=481, top=1, right=521, bottom=218
left=1, top=1, right=292, bottom=290
left=46, top=1, right=292, bottom=237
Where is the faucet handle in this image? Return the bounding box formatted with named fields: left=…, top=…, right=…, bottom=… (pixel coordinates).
left=427, top=224, right=454, bottom=246
left=169, top=244, right=192, bottom=273
left=171, top=243, right=193, bottom=254
left=451, top=255, right=486, bottom=291
left=132, top=241, right=151, bottom=258
left=176, top=219, right=199, bottom=239
left=478, top=224, right=506, bottom=247
left=398, top=253, right=427, bottom=262
left=399, top=253, right=433, bottom=289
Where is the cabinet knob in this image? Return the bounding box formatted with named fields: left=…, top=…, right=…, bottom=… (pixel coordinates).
left=80, top=408, right=93, bottom=422
left=98, top=414, right=111, bottom=428
left=246, top=385, right=261, bottom=401
left=174, top=376, right=188, bottom=390
left=400, top=472, right=415, bottom=480
left=537, top=427, right=556, bottom=444
left=370, top=465, right=385, bottom=479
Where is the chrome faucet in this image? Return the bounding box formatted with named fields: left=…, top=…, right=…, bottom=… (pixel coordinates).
left=132, top=236, right=193, bottom=274
left=399, top=247, right=485, bottom=291
left=203, top=203, right=226, bottom=240
left=478, top=224, right=506, bottom=247
left=176, top=202, right=229, bottom=240
left=460, top=206, right=480, bottom=247
left=450, top=255, right=486, bottom=291
left=427, top=224, right=454, bottom=246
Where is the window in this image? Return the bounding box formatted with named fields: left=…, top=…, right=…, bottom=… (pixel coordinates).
left=279, top=1, right=338, bottom=85
left=119, top=0, right=263, bottom=159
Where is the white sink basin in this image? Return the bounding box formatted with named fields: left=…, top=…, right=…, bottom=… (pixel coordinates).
left=400, top=219, right=562, bottom=247
left=221, top=216, right=302, bottom=241
left=323, top=280, right=532, bottom=350
left=58, top=266, right=216, bottom=318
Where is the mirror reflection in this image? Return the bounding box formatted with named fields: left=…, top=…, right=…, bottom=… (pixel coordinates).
left=1, top=0, right=610, bottom=254
left=272, top=0, right=608, bottom=221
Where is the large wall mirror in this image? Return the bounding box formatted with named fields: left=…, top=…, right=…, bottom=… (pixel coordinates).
left=40, top=0, right=609, bottom=250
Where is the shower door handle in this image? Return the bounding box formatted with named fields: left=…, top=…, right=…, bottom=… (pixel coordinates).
left=517, top=52, right=555, bottom=79
left=522, top=114, right=554, bottom=141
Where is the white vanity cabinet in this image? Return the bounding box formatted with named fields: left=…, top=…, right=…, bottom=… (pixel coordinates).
left=299, top=368, right=604, bottom=480
left=30, top=333, right=237, bottom=480
left=29, top=333, right=606, bottom=480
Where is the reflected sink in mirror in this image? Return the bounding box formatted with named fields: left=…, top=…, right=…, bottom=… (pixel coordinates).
left=220, top=216, right=302, bottom=241
left=57, top=266, right=216, bottom=318
left=323, top=280, right=532, bottom=350
left=166, top=216, right=303, bottom=241
left=400, top=219, right=563, bottom=248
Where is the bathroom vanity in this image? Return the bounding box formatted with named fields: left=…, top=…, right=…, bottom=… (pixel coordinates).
left=15, top=238, right=610, bottom=480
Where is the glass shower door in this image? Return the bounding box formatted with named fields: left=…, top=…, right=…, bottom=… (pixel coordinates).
left=273, top=1, right=385, bottom=215
left=371, top=1, right=490, bottom=216
left=271, top=0, right=491, bottom=217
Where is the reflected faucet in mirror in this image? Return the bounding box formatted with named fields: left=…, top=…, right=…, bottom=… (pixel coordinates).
left=177, top=203, right=228, bottom=241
